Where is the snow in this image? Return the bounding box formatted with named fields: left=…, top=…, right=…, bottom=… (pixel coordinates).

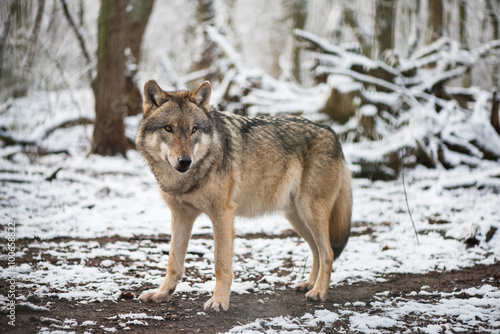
left=226, top=285, right=500, bottom=334
left=1, top=89, right=500, bottom=333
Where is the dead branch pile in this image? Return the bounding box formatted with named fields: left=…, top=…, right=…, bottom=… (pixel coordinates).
left=293, top=29, right=500, bottom=179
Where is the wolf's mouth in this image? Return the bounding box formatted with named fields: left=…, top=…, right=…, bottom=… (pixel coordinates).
left=175, top=165, right=191, bottom=173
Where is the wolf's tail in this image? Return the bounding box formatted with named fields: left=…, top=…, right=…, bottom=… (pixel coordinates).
left=329, top=162, right=352, bottom=260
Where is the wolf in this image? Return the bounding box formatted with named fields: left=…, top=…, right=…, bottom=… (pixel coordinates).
left=135, top=80, right=352, bottom=312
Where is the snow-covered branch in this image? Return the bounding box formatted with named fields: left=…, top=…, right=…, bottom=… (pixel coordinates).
left=294, top=29, right=500, bottom=179
left=0, top=116, right=93, bottom=147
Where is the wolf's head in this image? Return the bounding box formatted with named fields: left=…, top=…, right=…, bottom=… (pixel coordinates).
left=136, top=81, right=213, bottom=174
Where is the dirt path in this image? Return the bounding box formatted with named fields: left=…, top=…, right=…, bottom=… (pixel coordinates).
left=2, top=260, right=499, bottom=333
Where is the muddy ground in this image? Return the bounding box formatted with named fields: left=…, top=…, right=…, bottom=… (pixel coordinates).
left=1, top=233, right=499, bottom=334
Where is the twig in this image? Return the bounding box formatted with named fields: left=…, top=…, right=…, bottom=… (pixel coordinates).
left=45, top=167, right=63, bottom=181
left=401, top=158, right=420, bottom=245
left=59, top=0, right=94, bottom=82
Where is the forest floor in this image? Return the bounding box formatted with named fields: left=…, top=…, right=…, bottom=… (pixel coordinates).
left=0, top=232, right=500, bottom=333
left=1, top=232, right=499, bottom=334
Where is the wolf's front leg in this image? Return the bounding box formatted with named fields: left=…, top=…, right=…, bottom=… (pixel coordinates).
left=139, top=207, right=197, bottom=304
left=204, top=207, right=235, bottom=312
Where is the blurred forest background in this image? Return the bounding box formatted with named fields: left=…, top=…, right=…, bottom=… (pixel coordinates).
left=1, top=0, right=499, bottom=179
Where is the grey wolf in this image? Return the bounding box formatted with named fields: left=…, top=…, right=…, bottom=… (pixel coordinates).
left=135, top=80, right=352, bottom=312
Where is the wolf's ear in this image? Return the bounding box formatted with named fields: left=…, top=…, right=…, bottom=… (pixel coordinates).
left=143, top=80, right=167, bottom=114
left=190, top=81, right=211, bottom=112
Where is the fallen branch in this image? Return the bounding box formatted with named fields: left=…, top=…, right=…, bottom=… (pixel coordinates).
left=0, top=116, right=93, bottom=146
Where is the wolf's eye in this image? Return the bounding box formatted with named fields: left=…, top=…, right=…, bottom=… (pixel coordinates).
left=164, top=126, right=172, bottom=132
left=192, top=126, right=198, bottom=134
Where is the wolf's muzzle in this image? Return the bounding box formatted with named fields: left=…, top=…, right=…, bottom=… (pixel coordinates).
left=176, top=155, right=192, bottom=173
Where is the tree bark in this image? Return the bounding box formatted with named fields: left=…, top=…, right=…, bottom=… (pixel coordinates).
left=91, top=0, right=128, bottom=157
left=287, top=0, right=308, bottom=83
left=459, top=0, right=470, bottom=87
left=0, top=0, right=18, bottom=100
left=374, top=0, right=395, bottom=59
left=428, top=0, right=444, bottom=44
left=492, top=91, right=500, bottom=135
left=1, top=1, right=31, bottom=98
left=485, top=0, right=499, bottom=88
left=344, top=8, right=372, bottom=57
left=406, top=0, right=421, bottom=57
left=189, top=0, right=219, bottom=87
left=23, top=0, right=45, bottom=77
left=124, top=0, right=154, bottom=116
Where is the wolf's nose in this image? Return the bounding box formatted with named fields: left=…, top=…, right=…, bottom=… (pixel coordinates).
left=178, top=155, right=192, bottom=168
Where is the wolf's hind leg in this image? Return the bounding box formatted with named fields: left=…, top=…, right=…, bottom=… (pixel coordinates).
left=284, top=206, right=319, bottom=293
left=294, top=197, right=335, bottom=302
left=139, top=205, right=198, bottom=304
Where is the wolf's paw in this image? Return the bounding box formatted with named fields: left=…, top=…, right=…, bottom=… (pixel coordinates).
left=294, top=281, right=314, bottom=292
left=305, top=288, right=327, bottom=302
left=203, top=296, right=229, bottom=312
left=139, top=291, right=171, bottom=303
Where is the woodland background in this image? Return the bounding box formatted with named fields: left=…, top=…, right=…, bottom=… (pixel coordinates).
left=1, top=1, right=500, bottom=333
left=1, top=0, right=499, bottom=179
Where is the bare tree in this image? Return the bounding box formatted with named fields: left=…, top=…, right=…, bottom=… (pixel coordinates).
left=0, top=1, right=32, bottom=99
left=90, top=0, right=128, bottom=157
left=23, top=0, right=45, bottom=79
left=374, top=0, right=395, bottom=59
left=287, top=0, right=308, bottom=83
left=485, top=0, right=499, bottom=88
left=406, top=0, right=421, bottom=57
left=344, top=7, right=372, bottom=57
left=188, top=0, right=219, bottom=87
left=124, top=0, right=155, bottom=116
left=459, top=0, right=470, bottom=87
left=427, top=0, right=444, bottom=44
left=0, top=1, right=18, bottom=100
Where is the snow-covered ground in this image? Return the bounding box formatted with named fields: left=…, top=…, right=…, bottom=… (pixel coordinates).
left=1, top=90, right=499, bottom=333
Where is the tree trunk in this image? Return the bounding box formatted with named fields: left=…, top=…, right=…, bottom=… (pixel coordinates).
left=91, top=0, right=128, bottom=157
left=486, top=0, right=499, bottom=88
left=0, top=0, right=18, bottom=101
left=124, top=0, right=154, bottom=116
left=428, top=0, right=444, bottom=44
left=189, top=0, right=219, bottom=87
left=492, top=91, right=500, bottom=135
left=459, top=0, right=470, bottom=87
left=406, top=0, right=421, bottom=57
left=287, top=0, right=308, bottom=83
left=374, top=0, right=395, bottom=59
left=1, top=1, right=31, bottom=99
left=23, top=0, right=45, bottom=77
left=344, top=7, right=372, bottom=57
